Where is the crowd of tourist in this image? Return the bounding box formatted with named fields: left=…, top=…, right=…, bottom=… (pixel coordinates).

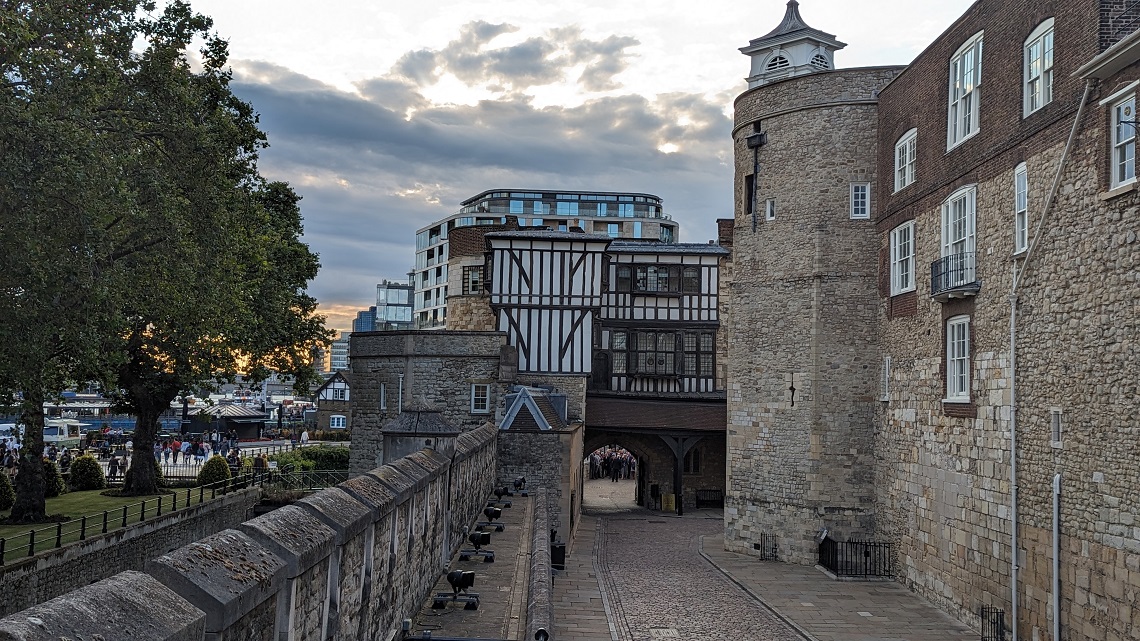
left=588, top=447, right=636, bottom=481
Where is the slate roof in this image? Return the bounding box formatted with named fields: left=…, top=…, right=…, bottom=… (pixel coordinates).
left=189, top=404, right=267, bottom=421
left=381, top=404, right=460, bottom=436
left=585, top=396, right=726, bottom=432
left=606, top=240, right=729, bottom=256
left=500, top=387, right=568, bottom=431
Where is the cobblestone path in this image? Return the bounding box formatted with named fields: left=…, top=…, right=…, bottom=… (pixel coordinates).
left=559, top=479, right=804, bottom=641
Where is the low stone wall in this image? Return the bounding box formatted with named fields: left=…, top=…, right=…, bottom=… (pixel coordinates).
left=0, top=424, right=499, bottom=641
left=0, top=486, right=261, bottom=618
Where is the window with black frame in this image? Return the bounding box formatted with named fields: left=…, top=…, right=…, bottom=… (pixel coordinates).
left=682, top=332, right=716, bottom=377
left=613, top=264, right=702, bottom=294
left=633, top=331, right=676, bottom=375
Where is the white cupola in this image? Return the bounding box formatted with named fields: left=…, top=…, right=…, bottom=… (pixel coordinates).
left=740, top=0, right=846, bottom=88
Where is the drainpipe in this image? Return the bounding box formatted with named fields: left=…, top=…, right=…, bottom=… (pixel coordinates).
left=1053, top=473, right=1061, bottom=641
left=1008, top=79, right=1092, bottom=641
left=398, top=372, right=405, bottom=415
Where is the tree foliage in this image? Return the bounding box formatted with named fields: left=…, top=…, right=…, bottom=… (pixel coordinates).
left=0, top=0, right=333, bottom=512
left=197, top=455, right=231, bottom=487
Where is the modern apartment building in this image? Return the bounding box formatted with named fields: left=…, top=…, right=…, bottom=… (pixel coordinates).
left=328, top=331, right=350, bottom=372
left=375, top=279, right=414, bottom=331
left=412, top=189, right=680, bottom=329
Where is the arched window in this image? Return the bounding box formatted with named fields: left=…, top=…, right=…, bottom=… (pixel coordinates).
left=766, top=55, right=790, bottom=71
left=810, top=54, right=829, bottom=70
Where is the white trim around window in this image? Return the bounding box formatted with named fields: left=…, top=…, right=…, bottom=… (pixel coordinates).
left=1023, top=18, right=1054, bottom=117
left=948, top=31, right=984, bottom=150
left=1111, top=93, right=1137, bottom=189
left=765, top=198, right=776, bottom=221
left=470, top=383, right=490, bottom=414
left=379, top=382, right=387, bottom=410
left=889, top=221, right=916, bottom=295
left=1014, top=163, right=1028, bottom=254
left=850, top=183, right=870, bottom=219
left=945, top=316, right=971, bottom=401
left=894, top=129, right=917, bottom=192
left=330, top=415, right=347, bottom=429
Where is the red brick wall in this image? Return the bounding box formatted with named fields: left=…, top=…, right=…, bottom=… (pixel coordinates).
left=875, top=0, right=1101, bottom=233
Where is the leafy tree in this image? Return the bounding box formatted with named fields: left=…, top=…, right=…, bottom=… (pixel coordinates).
left=0, top=472, right=14, bottom=511
left=0, top=0, right=333, bottom=513
left=42, top=458, right=66, bottom=498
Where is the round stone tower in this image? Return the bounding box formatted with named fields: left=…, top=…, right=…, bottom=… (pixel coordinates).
left=724, top=2, right=903, bottom=564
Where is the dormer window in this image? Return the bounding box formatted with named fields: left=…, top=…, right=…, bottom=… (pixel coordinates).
left=810, top=54, right=829, bottom=70
left=767, top=55, right=790, bottom=71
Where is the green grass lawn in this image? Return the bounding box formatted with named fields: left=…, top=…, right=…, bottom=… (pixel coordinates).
left=0, top=488, right=195, bottom=563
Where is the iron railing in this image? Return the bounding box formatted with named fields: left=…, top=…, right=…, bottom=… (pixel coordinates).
left=87, top=442, right=328, bottom=483
left=0, top=469, right=346, bottom=565
left=930, top=252, right=978, bottom=297
left=979, top=606, right=1006, bottom=641
left=817, top=536, right=893, bottom=577
left=754, top=533, right=778, bottom=561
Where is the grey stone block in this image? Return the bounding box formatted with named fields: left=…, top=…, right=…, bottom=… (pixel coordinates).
left=238, top=504, right=336, bottom=577
left=296, top=487, right=373, bottom=545
left=339, top=473, right=398, bottom=519
left=389, top=458, right=432, bottom=490
left=146, top=529, right=286, bottom=632
left=366, top=465, right=417, bottom=503
left=0, top=570, right=205, bottom=641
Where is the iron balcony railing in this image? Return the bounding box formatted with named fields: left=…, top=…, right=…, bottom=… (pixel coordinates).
left=817, top=536, right=893, bottom=578
left=930, top=252, right=979, bottom=297
left=979, top=606, right=1006, bottom=641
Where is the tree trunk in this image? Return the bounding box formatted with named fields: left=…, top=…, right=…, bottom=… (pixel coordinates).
left=122, top=404, right=161, bottom=495
left=9, top=393, right=47, bottom=522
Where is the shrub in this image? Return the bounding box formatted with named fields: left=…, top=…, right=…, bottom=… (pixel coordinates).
left=267, top=450, right=314, bottom=472
left=43, top=458, right=66, bottom=498
left=300, top=446, right=350, bottom=471
left=68, top=455, right=106, bottom=491
left=197, top=455, right=231, bottom=487
left=0, top=473, right=13, bottom=511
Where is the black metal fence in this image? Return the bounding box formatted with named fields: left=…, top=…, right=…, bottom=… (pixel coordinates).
left=95, top=442, right=328, bottom=483
left=817, top=536, right=893, bottom=578
left=930, top=252, right=977, bottom=296
left=0, top=469, right=346, bottom=565
left=979, top=606, right=1006, bottom=641
left=754, top=533, right=778, bottom=561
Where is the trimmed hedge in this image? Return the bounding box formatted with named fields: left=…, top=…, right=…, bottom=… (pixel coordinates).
left=197, top=455, right=231, bottom=487
left=268, top=446, right=349, bottom=472
left=43, top=458, right=66, bottom=497
left=0, top=472, right=13, bottom=511
left=68, top=454, right=106, bottom=491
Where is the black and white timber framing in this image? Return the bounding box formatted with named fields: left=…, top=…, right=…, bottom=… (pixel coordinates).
left=486, top=231, right=611, bottom=374
left=596, top=241, right=729, bottom=395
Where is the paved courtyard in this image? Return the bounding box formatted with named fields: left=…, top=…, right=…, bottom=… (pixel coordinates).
left=556, top=478, right=976, bottom=641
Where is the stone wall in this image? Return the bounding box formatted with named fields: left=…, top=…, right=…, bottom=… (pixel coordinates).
left=726, top=67, right=900, bottom=563
left=515, top=374, right=587, bottom=422
left=0, top=487, right=261, bottom=618
left=0, top=424, right=499, bottom=641
left=497, top=423, right=583, bottom=541
left=349, top=330, right=513, bottom=475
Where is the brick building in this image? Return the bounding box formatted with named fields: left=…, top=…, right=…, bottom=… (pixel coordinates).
left=727, top=1, right=1139, bottom=639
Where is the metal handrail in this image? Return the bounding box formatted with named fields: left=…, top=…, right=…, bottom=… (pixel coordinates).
left=930, top=252, right=978, bottom=296
left=0, top=469, right=347, bottom=565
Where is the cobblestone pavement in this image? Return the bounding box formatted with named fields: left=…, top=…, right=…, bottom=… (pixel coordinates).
left=556, top=479, right=805, bottom=641
left=558, top=479, right=977, bottom=641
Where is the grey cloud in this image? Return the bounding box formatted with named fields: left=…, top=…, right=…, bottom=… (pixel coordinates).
left=227, top=39, right=730, bottom=321
left=393, top=21, right=639, bottom=93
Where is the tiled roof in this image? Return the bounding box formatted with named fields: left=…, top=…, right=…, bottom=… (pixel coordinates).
left=189, top=404, right=267, bottom=418
left=585, top=396, right=726, bottom=432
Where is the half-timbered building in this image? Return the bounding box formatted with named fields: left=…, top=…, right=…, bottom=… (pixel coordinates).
left=485, top=231, right=611, bottom=375
left=594, top=241, right=728, bottom=395
left=314, top=371, right=352, bottom=431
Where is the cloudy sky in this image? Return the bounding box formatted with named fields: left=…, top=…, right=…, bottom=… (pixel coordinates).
left=187, top=0, right=974, bottom=331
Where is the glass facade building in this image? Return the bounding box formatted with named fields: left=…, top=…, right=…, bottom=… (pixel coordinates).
left=413, top=189, right=679, bottom=329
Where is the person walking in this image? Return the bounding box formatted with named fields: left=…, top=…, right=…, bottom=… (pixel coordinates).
left=108, top=455, right=120, bottom=481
